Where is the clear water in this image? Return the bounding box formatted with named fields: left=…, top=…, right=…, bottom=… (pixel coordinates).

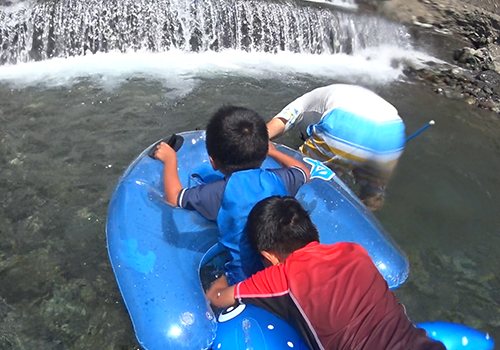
left=1, top=51, right=499, bottom=348
left=1, top=2, right=499, bottom=349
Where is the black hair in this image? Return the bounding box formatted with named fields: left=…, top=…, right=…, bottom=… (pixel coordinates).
left=245, top=196, right=319, bottom=257
left=206, top=105, right=269, bottom=174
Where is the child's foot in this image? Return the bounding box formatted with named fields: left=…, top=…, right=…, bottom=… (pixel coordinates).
left=361, top=192, right=385, bottom=211
left=359, top=184, right=386, bottom=211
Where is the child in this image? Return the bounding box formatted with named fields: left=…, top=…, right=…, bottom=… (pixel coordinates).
left=267, top=84, right=406, bottom=211
left=207, top=196, right=446, bottom=350
left=153, top=105, right=310, bottom=286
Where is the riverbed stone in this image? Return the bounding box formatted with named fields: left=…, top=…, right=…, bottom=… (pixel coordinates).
left=356, top=0, right=500, bottom=116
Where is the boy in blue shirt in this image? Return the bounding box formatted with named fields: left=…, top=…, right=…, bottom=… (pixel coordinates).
left=153, top=105, right=310, bottom=287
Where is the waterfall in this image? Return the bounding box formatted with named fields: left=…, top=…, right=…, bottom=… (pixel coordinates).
left=0, top=0, right=412, bottom=65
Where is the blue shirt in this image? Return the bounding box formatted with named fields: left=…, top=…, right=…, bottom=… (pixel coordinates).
left=178, top=166, right=306, bottom=220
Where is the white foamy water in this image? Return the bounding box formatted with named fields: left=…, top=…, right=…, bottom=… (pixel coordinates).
left=0, top=0, right=408, bottom=63
left=0, top=47, right=445, bottom=91
left=300, top=0, right=358, bottom=11
left=0, top=0, right=33, bottom=14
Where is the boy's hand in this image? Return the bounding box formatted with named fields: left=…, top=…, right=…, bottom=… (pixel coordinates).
left=154, top=142, right=176, bottom=163
left=268, top=141, right=277, bottom=156
left=206, top=276, right=236, bottom=308
left=154, top=141, right=182, bottom=206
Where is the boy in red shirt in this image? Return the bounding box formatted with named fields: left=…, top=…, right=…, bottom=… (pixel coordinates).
left=207, top=196, right=445, bottom=350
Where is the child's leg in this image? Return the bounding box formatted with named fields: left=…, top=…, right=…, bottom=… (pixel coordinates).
left=353, top=165, right=387, bottom=211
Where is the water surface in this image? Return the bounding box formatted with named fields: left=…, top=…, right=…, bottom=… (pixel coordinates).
left=1, top=62, right=499, bottom=348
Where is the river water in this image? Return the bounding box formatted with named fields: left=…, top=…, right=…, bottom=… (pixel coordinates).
left=1, top=1, right=500, bottom=349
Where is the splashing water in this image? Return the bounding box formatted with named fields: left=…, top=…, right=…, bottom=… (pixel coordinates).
left=1, top=0, right=412, bottom=64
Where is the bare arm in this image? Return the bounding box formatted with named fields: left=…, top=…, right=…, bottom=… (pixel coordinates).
left=154, top=142, right=183, bottom=206
left=267, top=117, right=287, bottom=139
left=268, top=142, right=310, bottom=182
left=206, top=276, right=236, bottom=308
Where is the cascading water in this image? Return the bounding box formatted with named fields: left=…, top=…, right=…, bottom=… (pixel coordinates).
left=0, top=0, right=412, bottom=64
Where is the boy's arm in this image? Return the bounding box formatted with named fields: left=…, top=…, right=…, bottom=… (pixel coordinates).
left=267, top=117, right=287, bottom=139
left=268, top=142, right=310, bottom=182
left=206, top=277, right=236, bottom=308
left=154, top=142, right=183, bottom=206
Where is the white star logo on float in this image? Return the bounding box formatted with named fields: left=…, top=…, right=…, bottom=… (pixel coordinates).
left=303, top=157, right=335, bottom=181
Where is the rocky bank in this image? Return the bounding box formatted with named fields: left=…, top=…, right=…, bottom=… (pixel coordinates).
left=359, top=0, right=500, bottom=116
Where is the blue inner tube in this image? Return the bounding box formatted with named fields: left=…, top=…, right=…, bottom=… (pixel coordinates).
left=106, top=131, right=409, bottom=350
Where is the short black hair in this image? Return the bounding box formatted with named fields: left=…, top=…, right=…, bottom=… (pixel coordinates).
left=245, top=196, right=319, bottom=257
left=206, top=105, right=269, bottom=174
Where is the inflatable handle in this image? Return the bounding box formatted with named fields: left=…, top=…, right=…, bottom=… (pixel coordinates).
left=148, top=134, right=184, bottom=158
left=417, top=321, right=495, bottom=350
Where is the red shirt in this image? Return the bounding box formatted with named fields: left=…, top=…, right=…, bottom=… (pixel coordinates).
left=234, top=242, right=445, bottom=350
